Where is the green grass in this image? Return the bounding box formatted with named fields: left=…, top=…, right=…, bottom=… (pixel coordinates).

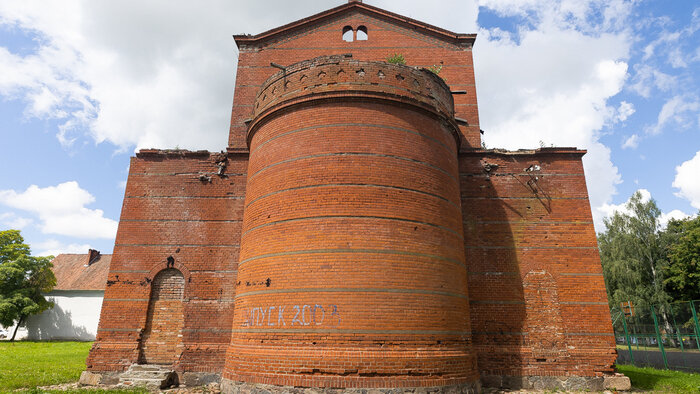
left=0, top=341, right=92, bottom=390
left=0, top=341, right=148, bottom=393
left=14, top=390, right=148, bottom=394
left=617, top=364, right=700, bottom=393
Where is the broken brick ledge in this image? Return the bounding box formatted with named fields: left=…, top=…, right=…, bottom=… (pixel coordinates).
left=135, top=147, right=585, bottom=159
left=136, top=149, right=250, bottom=159
left=459, top=147, right=586, bottom=156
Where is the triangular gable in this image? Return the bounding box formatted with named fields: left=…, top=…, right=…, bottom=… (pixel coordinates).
left=234, top=1, right=475, bottom=49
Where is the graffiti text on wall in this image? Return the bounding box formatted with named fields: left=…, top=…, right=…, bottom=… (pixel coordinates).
left=242, top=304, right=340, bottom=327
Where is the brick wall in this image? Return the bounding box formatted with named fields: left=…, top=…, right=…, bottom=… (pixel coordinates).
left=86, top=151, right=247, bottom=372
left=459, top=149, right=617, bottom=378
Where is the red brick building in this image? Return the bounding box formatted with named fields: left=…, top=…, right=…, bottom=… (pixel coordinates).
left=86, top=1, right=618, bottom=391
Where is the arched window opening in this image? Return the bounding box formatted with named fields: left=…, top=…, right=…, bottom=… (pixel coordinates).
left=342, top=26, right=354, bottom=42
left=357, top=26, right=368, bottom=41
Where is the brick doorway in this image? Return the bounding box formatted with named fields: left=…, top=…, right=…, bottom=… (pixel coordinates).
left=139, top=268, right=185, bottom=365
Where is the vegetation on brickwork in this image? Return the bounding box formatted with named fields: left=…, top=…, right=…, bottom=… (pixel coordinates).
left=599, top=192, right=700, bottom=312
left=0, top=230, right=56, bottom=341
left=427, top=64, right=443, bottom=75
left=0, top=341, right=92, bottom=390
left=616, top=364, right=700, bottom=392
left=385, top=53, right=405, bottom=65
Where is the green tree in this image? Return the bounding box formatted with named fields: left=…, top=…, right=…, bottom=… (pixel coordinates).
left=664, top=215, right=700, bottom=301
left=0, top=230, right=56, bottom=341
left=598, top=191, right=671, bottom=314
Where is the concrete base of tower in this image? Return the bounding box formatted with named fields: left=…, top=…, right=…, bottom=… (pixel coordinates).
left=221, top=380, right=482, bottom=394
left=480, top=375, right=606, bottom=391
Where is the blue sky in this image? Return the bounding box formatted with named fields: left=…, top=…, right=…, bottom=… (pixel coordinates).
left=0, top=0, right=698, bottom=256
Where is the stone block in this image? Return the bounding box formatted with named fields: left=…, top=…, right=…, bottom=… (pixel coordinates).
left=79, top=371, right=101, bottom=386
left=604, top=374, right=632, bottom=391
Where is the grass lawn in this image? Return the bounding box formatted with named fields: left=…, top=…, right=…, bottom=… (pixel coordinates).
left=0, top=341, right=147, bottom=393
left=617, top=364, right=700, bottom=393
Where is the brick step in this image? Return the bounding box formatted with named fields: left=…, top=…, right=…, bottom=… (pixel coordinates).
left=127, top=364, right=171, bottom=372
left=118, top=364, right=178, bottom=389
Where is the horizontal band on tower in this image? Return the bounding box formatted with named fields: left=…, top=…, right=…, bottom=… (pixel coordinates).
left=245, top=183, right=459, bottom=210
left=251, top=123, right=455, bottom=156
left=234, top=287, right=468, bottom=299
left=238, top=248, right=465, bottom=268
left=241, top=215, right=463, bottom=238
left=249, top=152, right=457, bottom=183
left=231, top=328, right=472, bottom=335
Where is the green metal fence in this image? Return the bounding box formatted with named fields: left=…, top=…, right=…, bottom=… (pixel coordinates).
left=612, top=300, right=700, bottom=371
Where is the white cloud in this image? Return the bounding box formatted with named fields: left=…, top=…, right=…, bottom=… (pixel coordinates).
left=629, top=64, right=676, bottom=98
left=646, top=95, right=700, bottom=135
left=597, top=188, right=652, bottom=228
left=596, top=188, right=691, bottom=230
left=673, top=151, right=700, bottom=210
left=616, top=100, right=635, bottom=122
left=374, top=0, right=478, bottom=33
left=622, top=134, right=639, bottom=149
left=0, top=212, right=33, bottom=229
left=478, top=0, right=632, bottom=31
left=474, top=2, right=631, bottom=229
left=0, top=0, right=344, bottom=151
left=0, top=181, right=117, bottom=239
left=659, top=209, right=690, bottom=228
left=642, top=31, right=681, bottom=62
left=34, top=239, right=92, bottom=257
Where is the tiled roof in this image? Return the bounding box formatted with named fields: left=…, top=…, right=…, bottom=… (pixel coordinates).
left=50, top=253, right=111, bottom=291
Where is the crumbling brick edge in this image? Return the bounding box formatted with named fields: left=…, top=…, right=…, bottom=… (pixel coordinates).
left=220, top=380, right=482, bottom=394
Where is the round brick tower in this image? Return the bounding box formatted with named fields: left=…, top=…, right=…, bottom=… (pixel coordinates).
left=222, top=56, right=478, bottom=393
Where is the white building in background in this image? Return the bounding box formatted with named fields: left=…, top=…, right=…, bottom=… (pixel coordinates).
left=2, top=250, right=110, bottom=341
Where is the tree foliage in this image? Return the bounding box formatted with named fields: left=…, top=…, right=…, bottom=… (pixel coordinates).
left=599, top=190, right=700, bottom=317
left=0, top=230, right=56, bottom=341
left=598, top=191, right=671, bottom=312
left=664, top=216, right=700, bottom=301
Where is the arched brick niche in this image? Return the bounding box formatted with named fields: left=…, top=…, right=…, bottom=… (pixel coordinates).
left=139, top=268, right=185, bottom=365
left=523, top=270, right=569, bottom=365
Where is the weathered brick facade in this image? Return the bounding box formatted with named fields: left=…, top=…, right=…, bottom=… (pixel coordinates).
left=87, top=1, right=617, bottom=391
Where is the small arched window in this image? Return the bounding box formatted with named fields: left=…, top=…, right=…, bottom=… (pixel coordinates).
left=342, top=26, right=354, bottom=42
left=356, top=26, right=368, bottom=41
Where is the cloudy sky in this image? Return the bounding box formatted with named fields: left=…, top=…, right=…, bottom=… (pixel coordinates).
left=0, top=0, right=698, bottom=256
